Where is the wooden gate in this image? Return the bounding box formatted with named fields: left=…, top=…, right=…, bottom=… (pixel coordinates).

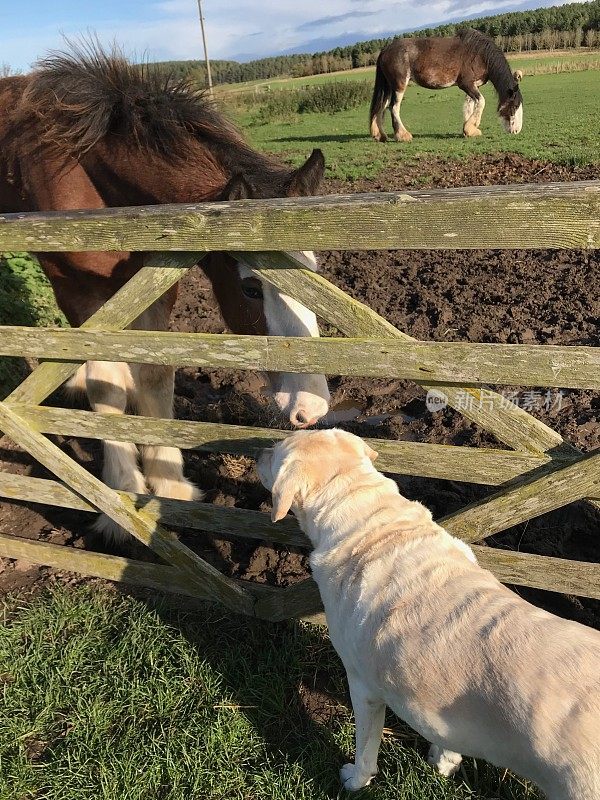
left=0, top=181, right=599, bottom=620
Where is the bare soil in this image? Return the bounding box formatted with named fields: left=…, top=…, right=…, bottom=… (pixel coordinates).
left=1, top=153, right=598, bottom=627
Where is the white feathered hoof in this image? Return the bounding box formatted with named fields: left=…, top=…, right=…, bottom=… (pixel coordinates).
left=149, top=477, right=203, bottom=502
left=427, top=744, right=463, bottom=777
left=340, top=763, right=375, bottom=791
left=92, top=512, right=132, bottom=547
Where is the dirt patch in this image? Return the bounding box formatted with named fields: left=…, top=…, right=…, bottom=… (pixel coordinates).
left=326, top=152, right=599, bottom=193
left=0, top=154, right=598, bottom=626
left=298, top=682, right=347, bottom=726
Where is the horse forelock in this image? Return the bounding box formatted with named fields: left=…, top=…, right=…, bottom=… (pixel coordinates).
left=11, top=41, right=288, bottom=189
left=14, top=43, right=236, bottom=157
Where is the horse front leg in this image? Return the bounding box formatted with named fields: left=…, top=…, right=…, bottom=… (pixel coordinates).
left=391, top=87, right=412, bottom=142
left=463, top=89, right=485, bottom=137
left=85, top=360, right=148, bottom=543
left=473, top=92, right=486, bottom=128
left=130, top=297, right=202, bottom=503
left=131, top=363, right=202, bottom=502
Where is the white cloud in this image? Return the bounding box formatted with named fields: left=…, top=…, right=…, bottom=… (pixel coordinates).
left=152, top=0, right=192, bottom=13
left=3, top=0, right=577, bottom=71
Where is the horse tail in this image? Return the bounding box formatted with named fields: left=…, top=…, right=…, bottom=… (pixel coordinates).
left=370, top=53, right=392, bottom=137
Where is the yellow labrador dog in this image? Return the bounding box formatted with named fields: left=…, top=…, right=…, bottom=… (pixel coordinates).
left=257, top=429, right=600, bottom=799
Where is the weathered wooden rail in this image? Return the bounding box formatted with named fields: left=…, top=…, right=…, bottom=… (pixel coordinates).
left=1, top=182, right=599, bottom=251
left=0, top=181, right=599, bottom=621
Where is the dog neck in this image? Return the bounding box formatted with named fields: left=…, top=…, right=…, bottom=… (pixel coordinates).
left=295, top=462, right=415, bottom=550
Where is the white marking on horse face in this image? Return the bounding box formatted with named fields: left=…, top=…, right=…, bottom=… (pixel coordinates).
left=237, top=251, right=330, bottom=427
left=502, top=102, right=523, bottom=134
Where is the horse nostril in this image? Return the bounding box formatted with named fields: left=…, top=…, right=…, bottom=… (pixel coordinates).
left=292, top=410, right=309, bottom=426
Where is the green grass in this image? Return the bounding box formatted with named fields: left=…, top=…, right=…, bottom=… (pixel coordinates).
left=0, top=586, right=541, bottom=800
left=235, top=70, right=600, bottom=180
left=0, top=253, right=66, bottom=397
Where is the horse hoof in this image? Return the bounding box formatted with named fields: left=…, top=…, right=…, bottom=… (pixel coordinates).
left=395, top=132, right=413, bottom=142
left=463, top=127, right=482, bottom=138
left=373, top=134, right=388, bottom=143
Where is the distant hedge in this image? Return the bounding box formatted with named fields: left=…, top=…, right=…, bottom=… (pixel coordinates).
left=248, top=81, right=373, bottom=124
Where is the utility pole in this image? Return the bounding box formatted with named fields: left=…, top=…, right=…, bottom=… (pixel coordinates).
left=197, top=0, right=214, bottom=96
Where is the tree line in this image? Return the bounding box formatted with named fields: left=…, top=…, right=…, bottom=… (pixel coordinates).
left=158, top=0, right=600, bottom=85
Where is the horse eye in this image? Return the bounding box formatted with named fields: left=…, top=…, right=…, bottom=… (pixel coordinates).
left=241, top=279, right=263, bottom=300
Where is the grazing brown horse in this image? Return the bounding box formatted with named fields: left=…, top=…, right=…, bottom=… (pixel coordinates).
left=370, top=28, right=523, bottom=141
left=0, top=46, right=331, bottom=541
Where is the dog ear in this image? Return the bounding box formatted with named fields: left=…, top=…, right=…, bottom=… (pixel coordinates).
left=364, top=443, right=379, bottom=461
left=271, top=463, right=303, bottom=522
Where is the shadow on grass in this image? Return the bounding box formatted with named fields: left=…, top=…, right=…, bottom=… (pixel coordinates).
left=113, top=474, right=347, bottom=795
left=272, top=132, right=463, bottom=144
left=138, top=589, right=349, bottom=797
left=273, top=133, right=368, bottom=143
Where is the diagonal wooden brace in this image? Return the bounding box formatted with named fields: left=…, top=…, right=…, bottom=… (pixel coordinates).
left=5, top=254, right=201, bottom=406
left=441, top=446, right=600, bottom=543
left=0, top=402, right=254, bottom=615
left=240, top=251, right=563, bottom=453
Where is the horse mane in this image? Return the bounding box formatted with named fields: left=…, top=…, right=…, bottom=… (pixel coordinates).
left=458, top=28, right=522, bottom=109
left=15, top=42, right=262, bottom=160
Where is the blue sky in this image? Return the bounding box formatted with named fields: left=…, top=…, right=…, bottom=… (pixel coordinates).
left=1, top=0, right=573, bottom=71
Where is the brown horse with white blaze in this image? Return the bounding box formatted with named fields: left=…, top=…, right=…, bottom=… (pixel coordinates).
left=0, top=45, right=331, bottom=542
left=370, top=28, right=523, bottom=141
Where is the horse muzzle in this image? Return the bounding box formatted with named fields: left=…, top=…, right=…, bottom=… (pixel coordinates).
left=270, top=373, right=331, bottom=427
left=502, top=103, right=523, bottom=134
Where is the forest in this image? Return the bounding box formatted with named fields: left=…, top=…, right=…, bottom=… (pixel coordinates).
left=158, top=0, right=600, bottom=85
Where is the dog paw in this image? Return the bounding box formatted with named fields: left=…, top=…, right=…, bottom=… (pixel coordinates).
left=427, top=744, right=462, bottom=777
left=340, top=763, right=374, bottom=791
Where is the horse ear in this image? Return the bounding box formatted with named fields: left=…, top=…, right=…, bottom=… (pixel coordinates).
left=222, top=172, right=253, bottom=201
left=288, top=148, right=325, bottom=196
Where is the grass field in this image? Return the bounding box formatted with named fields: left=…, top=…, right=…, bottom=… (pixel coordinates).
left=236, top=70, right=600, bottom=180
left=0, top=586, right=542, bottom=800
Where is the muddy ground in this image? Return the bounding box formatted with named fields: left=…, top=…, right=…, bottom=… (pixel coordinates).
left=0, top=153, right=598, bottom=626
